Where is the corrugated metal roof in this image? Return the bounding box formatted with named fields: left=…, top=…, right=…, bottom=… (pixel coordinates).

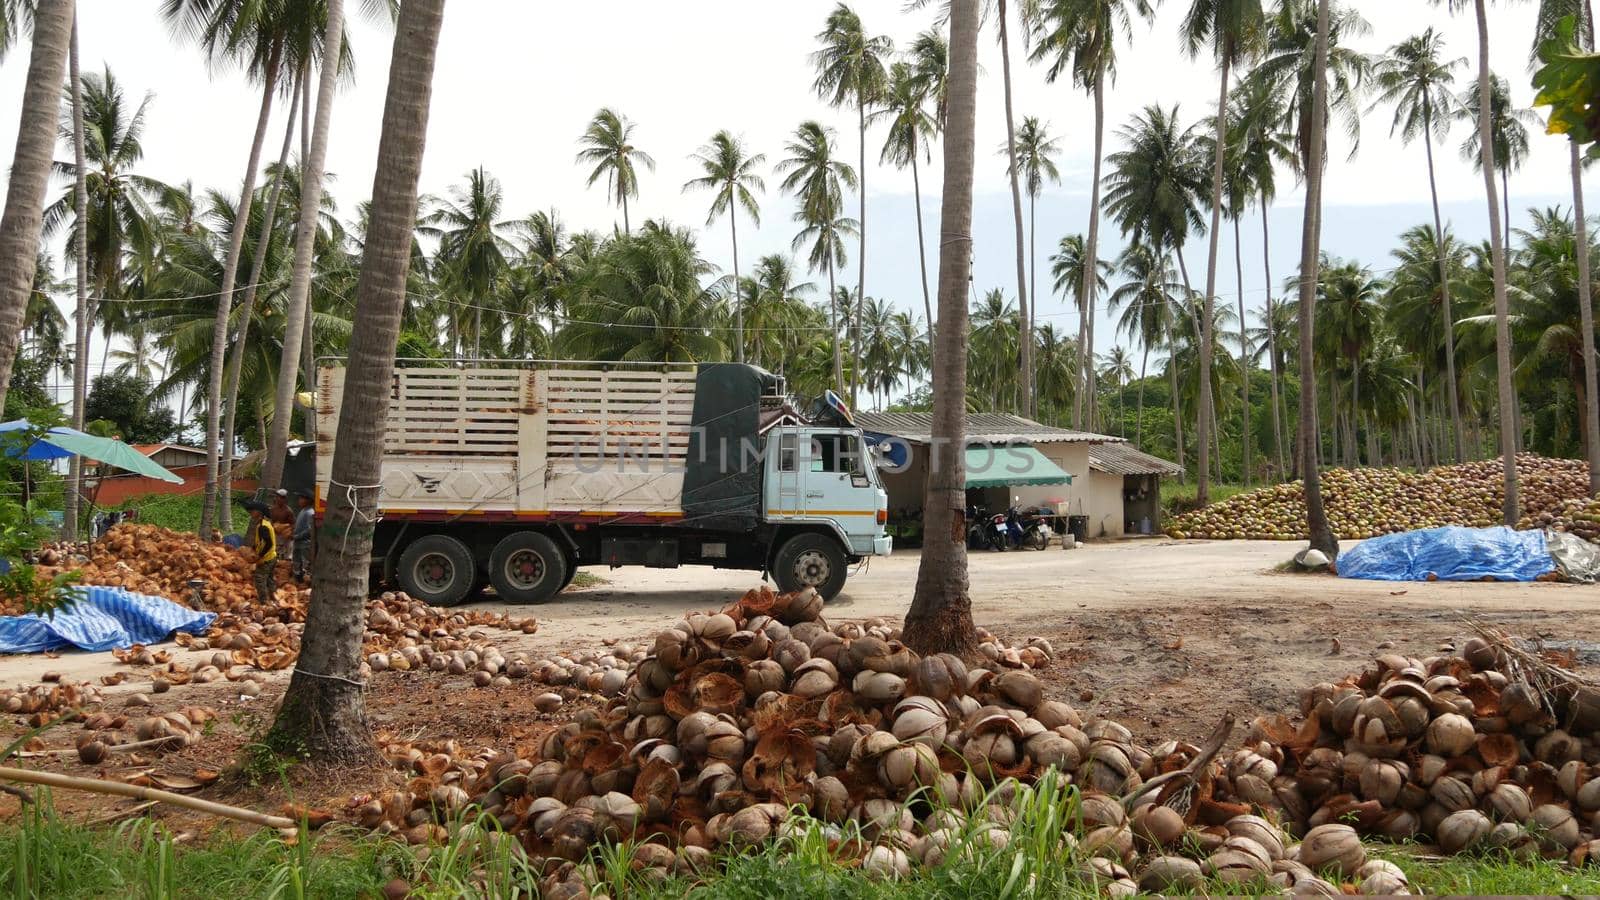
left=1088, top=442, right=1184, bottom=476
left=855, top=411, right=1122, bottom=445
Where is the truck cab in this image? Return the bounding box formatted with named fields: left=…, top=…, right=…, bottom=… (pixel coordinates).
left=760, top=425, right=890, bottom=597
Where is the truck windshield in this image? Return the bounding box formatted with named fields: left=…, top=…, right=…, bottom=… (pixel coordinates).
left=810, top=433, right=865, bottom=475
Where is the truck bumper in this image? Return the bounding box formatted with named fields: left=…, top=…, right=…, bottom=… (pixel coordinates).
left=873, top=535, right=893, bottom=557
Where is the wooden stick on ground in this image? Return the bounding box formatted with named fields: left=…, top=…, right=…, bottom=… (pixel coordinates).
left=16, top=737, right=185, bottom=759
left=82, top=799, right=157, bottom=828
left=0, top=766, right=295, bottom=830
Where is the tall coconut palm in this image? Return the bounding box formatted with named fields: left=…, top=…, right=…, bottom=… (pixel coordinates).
left=1183, top=0, right=1265, bottom=505
left=271, top=0, right=445, bottom=762
left=996, top=0, right=1036, bottom=417
left=747, top=254, right=816, bottom=372
left=576, top=108, right=654, bottom=235
left=1229, top=73, right=1294, bottom=478
left=1029, top=0, right=1155, bottom=430
left=261, top=0, right=345, bottom=494
left=1457, top=73, right=1540, bottom=237
left=0, top=0, right=73, bottom=417
left=560, top=222, right=727, bottom=363
left=909, top=27, right=950, bottom=126
left=1298, top=0, right=1337, bottom=558
left=1372, top=28, right=1467, bottom=461
left=874, top=61, right=940, bottom=344
left=64, top=15, right=88, bottom=539
left=1435, top=0, right=1520, bottom=525
left=811, top=2, right=891, bottom=406
left=1108, top=244, right=1179, bottom=447
left=1100, top=345, right=1135, bottom=435
left=163, top=0, right=292, bottom=533
left=1251, top=0, right=1372, bottom=176
left=777, top=120, right=857, bottom=393
left=905, top=0, right=979, bottom=657
left=683, top=131, right=765, bottom=362
left=1050, top=234, right=1113, bottom=329
left=422, top=166, right=514, bottom=358
left=1007, top=117, right=1062, bottom=418
left=1103, top=104, right=1207, bottom=470
left=1534, top=0, right=1597, bottom=490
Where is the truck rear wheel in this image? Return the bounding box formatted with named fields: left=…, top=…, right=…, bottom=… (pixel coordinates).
left=772, top=533, right=848, bottom=601
left=397, top=535, right=477, bottom=607
left=488, top=532, right=567, bottom=604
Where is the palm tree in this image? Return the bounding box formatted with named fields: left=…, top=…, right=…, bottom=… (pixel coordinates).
left=560, top=222, right=727, bottom=363
left=1229, top=73, right=1294, bottom=478
left=994, top=0, right=1036, bottom=418
left=576, top=107, right=654, bottom=235
left=0, top=0, right=73, bottom=417
left=1183, top=0, right=1264, bottom=505
left=874, top=61, right=940, bottom=343
left=262, top=0, right=346, bottom=494
left=1534, top=0, right=1598, bottom=491
left=1103, top=104, right=1207, bottom=470
left=1007, top=117, right=1063, bottom=419
left=1386, top=223, right=1469, bottom=464
left=1108, top=244, right=1179, bottom=447
left=1050, top=234, right=1113, bottom=340
left=1030, top=0, right=1155, bottom=430
left=1435, top=0, right=1520, bottom=525
left=1457, top=73, right=1540, bottom=237
left=683, top=131, right=765, bottom=362
left=971, top=288, right=1021, bottom=410
left=747, top=254, right=815, bottom=371
left=1298, top=0, right=1337, bottom=558
left=1100, top=345, right=1135, bottom=435
left=64, top=15, right=89, bottom=539
left=909, top=27, right=950, bottom=127
left=777, top=121, right=858, bottom=393
left=422, top=166, right=514, bottom=358
left=1316, top=259, right=1383, bottom=465
left=811, top=2, right=891, bottom=407
left=271, top=0, right=445, bottom=761
left=904, top=0, right=979, bottom=657
left=1372, top=28, right=1467, bottom=461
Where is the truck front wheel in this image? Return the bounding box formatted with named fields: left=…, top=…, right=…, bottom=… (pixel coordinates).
left=397, top=535, right=477, bottom=607
left=772, top=533, right=848, bottom=601
left=488, top=532, right=568, bottom=604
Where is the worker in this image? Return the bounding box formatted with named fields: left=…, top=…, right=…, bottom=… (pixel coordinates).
left=268, top=488, right=295, bottom=527
left=292, top=493, right=315, bottom=584
left=243, top=500, right=277, bottom=605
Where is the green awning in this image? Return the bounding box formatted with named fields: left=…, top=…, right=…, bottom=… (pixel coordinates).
left=964, top=445, right=1074, bottom=488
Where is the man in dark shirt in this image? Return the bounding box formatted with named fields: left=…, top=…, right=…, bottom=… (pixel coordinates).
left=292, top=494, right=315, bottom=584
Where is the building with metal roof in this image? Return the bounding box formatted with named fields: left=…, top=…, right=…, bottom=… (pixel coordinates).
left=856, top=411, right=1180, bottom=542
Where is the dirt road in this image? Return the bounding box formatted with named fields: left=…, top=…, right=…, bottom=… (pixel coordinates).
left=2, top=538, right=1594, bottom=745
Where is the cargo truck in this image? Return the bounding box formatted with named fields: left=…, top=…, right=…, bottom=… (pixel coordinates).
left=304, top=361, right=891, bottom=605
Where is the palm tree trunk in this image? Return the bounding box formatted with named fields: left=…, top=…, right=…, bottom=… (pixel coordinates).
left=1571, top=139, right=1600, bottom=493
left=0, top=0, right=74, bottom=419
left=1137, top=343, right=1149, bottom=447
left=1471, top=0, right=1518, bottom=525
left=1300, top=0, right=1337, bottom=558
left=730, top=196, right=743, bottom=363
left=200, top=39, right=283, bottom=537
left=271, top=0, right=446, bottom=762
left=1501, top=167, right=1511, bottom=242
left=828, top=258, right=842, bottom=393
left=1197, top=54, right=1231, bottom=507
left=998, top=0, right=1032, bottom=420
left=221, top=70, right=303, bottom=510
left=1260, top=211, right=1286, bottom=481
left=621, top=192, right=630, bottom=235
left=262, top=0, right=344, bottom=493
left=1166, top=313, right=1185, bottom=477
left=1029, top=189, right=1036, bottom=409
left=910, top=147, right=934, bottom=346
left=904, top=0, right=978, bottom=658
left=64, top=17, right=87, bottom=541
left=852, top=98, right=868, bottom=408
left=1421, top=114, right=1464, bottom=463
left=1082, top=75, right=1108, bottom=434
left=1233, top=215, right=1250, bottom=487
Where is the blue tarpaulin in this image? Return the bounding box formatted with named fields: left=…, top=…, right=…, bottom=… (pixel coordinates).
left=0, top=586, right=215, bottom=654
left=1336, top=525, right=1555, bottom=583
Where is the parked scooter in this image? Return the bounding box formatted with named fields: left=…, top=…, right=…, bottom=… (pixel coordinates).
left=1015, top=507, right=1052, bottom=550
left=966, top=506, right=1010, bottom=551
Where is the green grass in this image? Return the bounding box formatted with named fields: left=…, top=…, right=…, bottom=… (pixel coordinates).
left=1160, top=480, right=1250, bottom=517
left=569, top=571, right=607, bottom=590
left=110, top=491, right=252, bottom=534
left=3, top=786, right=1598, bottom=899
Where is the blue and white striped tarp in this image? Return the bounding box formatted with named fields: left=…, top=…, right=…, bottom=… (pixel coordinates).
left=0, top=586, right=216, bottom=654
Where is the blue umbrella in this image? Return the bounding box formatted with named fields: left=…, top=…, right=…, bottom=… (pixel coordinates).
left=0, top=420, right=183, bottom=483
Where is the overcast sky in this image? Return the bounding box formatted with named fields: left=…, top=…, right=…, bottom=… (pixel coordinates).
left=1, top=0, right=1591, bottom=409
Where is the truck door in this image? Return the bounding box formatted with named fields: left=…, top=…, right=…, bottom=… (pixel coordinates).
left=771, top=427, right=804, bottom=517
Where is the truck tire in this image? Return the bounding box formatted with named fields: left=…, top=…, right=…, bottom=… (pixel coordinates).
left=397, top=535, right=477, bottom=608
left=488, top=532, right=567, bottom=604
left=772, top=533, right=848, bottom=601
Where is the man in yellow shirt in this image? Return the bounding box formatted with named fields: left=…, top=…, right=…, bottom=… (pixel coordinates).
left=243, top=500, right=278, bottom=605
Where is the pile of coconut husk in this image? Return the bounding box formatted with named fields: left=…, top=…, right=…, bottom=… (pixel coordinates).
left=342, top=588, right=1600, bottom=897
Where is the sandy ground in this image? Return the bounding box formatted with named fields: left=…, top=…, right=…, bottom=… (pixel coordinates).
left=6, top=537, right=1598, bottom=749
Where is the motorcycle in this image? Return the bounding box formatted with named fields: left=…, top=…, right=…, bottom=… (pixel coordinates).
left=1015, top=508, right=1052, bottom=551
left=966, top=506, right=1010, bottom=551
